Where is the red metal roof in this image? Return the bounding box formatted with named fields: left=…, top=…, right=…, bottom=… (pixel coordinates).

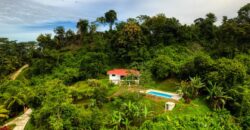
left=107, top=69, right=140, bottom=76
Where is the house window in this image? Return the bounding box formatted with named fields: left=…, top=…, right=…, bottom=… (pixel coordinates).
left=112, top=74, right=116, bottom=76
left=121, top=76, right=125, bottom=79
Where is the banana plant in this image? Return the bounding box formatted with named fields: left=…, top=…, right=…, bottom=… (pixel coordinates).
left=206, top=81, right=232, bottom=109
left=122, top=118, right=131, bottom=130
left=142, top=105, right=149, bottom=119
left=4, top=93, right=26, bottom=110
left=0, top=105, right=9, bottom=119
left=190, top=76, right=205, bottom=98
left=111, top=111, right=124, bottom=129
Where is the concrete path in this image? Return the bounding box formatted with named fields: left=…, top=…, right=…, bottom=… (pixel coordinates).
left=4, top=109, right=32, bottom=130
left=3, top=64, right=32, bottom=130
left=10, top=64, right=29, bottom=80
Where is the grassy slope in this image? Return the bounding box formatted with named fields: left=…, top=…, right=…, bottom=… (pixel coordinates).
left=168, top=98, right=211, bottom=117
left=144, top=78, right=180, bottom=92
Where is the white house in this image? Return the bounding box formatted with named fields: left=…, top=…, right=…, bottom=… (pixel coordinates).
left=107, top=69, right=140, bottom=85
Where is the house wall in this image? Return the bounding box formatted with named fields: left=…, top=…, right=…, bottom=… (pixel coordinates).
left=109, top=74, right=121, bottom=84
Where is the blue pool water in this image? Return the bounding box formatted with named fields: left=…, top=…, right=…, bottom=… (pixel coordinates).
left=147, top=91, right=173, bottom=98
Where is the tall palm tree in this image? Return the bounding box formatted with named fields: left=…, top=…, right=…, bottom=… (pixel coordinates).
left=76, top=19, right=89, bottom=44
left=105, top=10, right=117, bottom=31
left=54, top=26, right=65, bottom=48
left=89, top=23, right=97, bottom=35
left=65, top=29, right=75, bottom=44
left=206, top=81, right=232, bottom=110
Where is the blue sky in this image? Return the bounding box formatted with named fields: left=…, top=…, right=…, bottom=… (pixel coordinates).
left=0, top=0, right=249, bottom=41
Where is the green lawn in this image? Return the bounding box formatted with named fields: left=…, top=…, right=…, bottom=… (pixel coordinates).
left=144, top=78, right=180, bottom=92
left=167, top=97, right=211, bottom=117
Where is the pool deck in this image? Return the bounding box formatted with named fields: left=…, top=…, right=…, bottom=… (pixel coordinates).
left=146, top=89, right=182, bottom=101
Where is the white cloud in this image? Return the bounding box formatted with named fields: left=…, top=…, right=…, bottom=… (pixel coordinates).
left=0, top=30, right=53, bottom=42
left=118, top=0, right=249, bottom=24
left=32, top=0, right=117, bottom=7
left=0, top=0, right=249, bottom=41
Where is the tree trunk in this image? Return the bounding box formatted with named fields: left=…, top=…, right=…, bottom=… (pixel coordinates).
left=110, top=24, right=113, bottom=31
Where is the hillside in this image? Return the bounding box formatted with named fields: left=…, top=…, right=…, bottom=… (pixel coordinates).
left=0, top=4, right=250, bottom=130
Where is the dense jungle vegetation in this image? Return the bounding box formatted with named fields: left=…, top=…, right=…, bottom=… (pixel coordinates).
left=0, top=3, right=250, bottom=130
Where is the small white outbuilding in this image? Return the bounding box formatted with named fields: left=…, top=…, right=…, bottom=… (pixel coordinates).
left=165, top=102, right=175, bottom=111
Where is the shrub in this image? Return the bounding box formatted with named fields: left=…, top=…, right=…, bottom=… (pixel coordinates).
left=140, top=110, right=241, bottom=130
left=87, top=79, right=101, bottom=87
left=79, top=52, right=108, bottom=79
left=149, top=55, right=176, bottom=80
left=235, top=54, right=250, bottom=74
left=206, top=58, right=246, bottom=87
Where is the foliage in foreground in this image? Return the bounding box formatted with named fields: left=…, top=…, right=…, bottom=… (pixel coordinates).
left=140, top=110, right=240, bottom=130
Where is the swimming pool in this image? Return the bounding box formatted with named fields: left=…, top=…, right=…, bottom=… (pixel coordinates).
left=147, top=90, right=173, bottom=99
